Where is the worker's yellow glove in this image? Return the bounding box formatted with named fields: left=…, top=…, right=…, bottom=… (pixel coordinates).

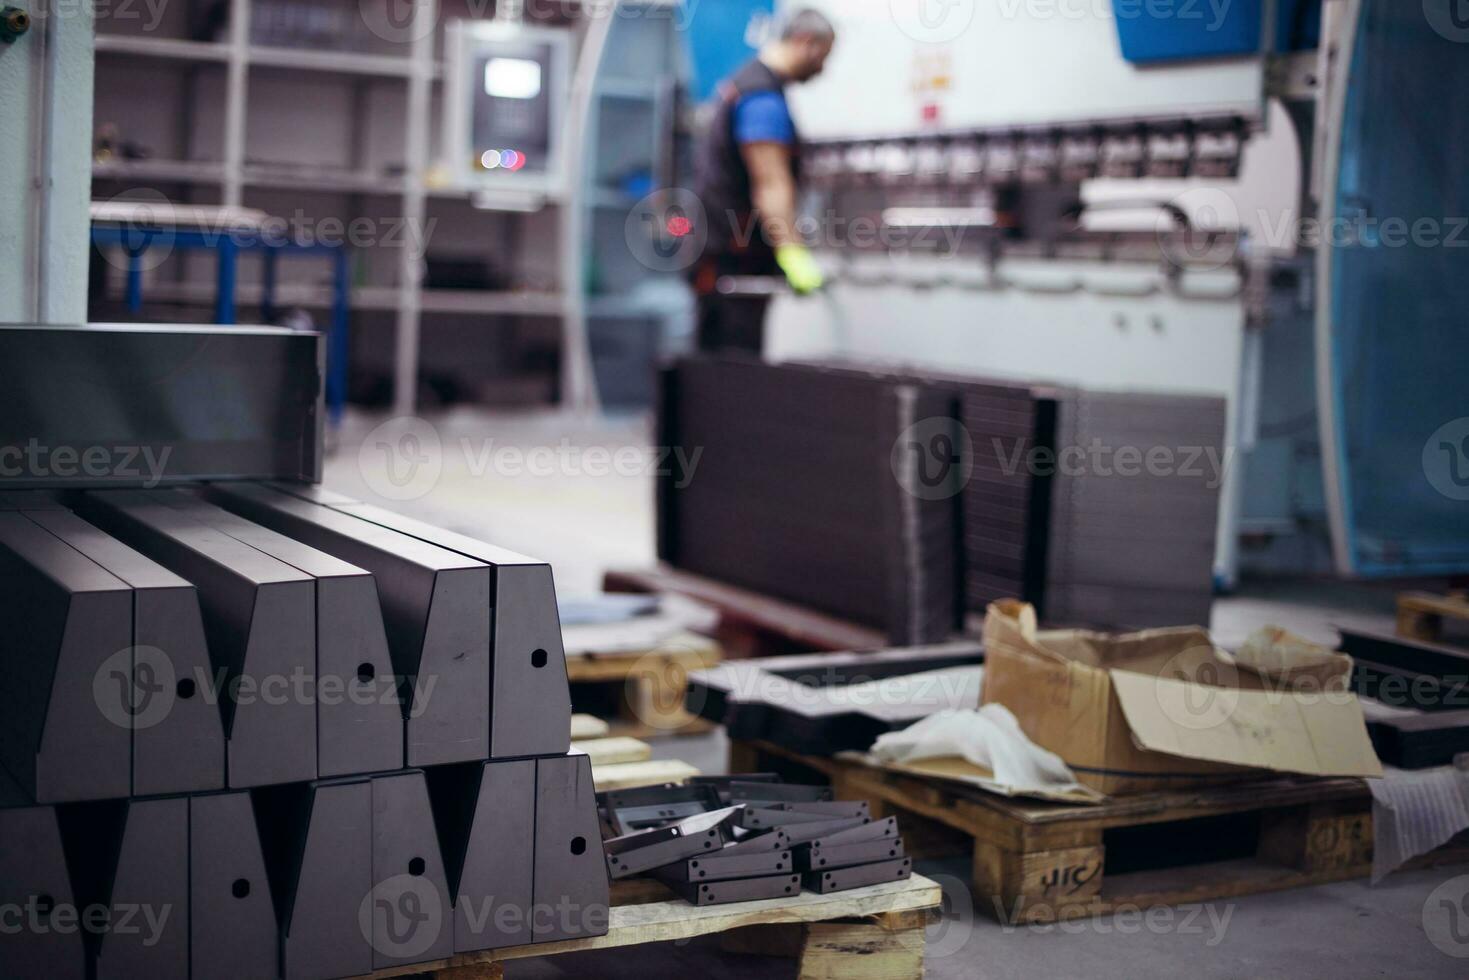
left=775, top=244, right=826, bottom=296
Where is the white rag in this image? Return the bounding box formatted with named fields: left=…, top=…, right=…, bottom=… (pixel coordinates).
left=867, top=704, right=1104, bottom=804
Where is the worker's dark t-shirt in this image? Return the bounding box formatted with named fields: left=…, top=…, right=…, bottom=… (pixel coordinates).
left=692, top=59, right=801, bottom=269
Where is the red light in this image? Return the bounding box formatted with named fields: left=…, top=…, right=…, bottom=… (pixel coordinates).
left=666, top=216, right=693, bottom=238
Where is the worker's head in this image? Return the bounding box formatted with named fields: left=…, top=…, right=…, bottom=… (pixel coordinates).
left=768, top=9, right=836, bottom=83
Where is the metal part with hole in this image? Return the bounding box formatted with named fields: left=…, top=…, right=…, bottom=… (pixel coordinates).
left=190, top=793, right=277, bottom=980
left=796, top=837, right=907, bottom=872
left=669, top=873, right=803, bottom=907
left=76, top=491, right=318, bottom=788
left=159, top=492, right=403, bottom=778
left=803, top=856, right=913, bottom=894
left=533, top=755, right=610, bottom=943
left=204, top=482, right=491, bottom=767
left=0, top=768, right=84, bottom=978
left=25, top=507, right=225, bottom=797
left=277, top=488, right=574, bottom=760
left=370, top=771, right=455, bottom=969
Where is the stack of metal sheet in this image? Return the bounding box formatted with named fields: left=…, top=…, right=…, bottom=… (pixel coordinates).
left=790, top=358, right=1064, bottom=617
left=659, top=355, right=1223, bottom=632
left=0, top=324, right=611, bottom=978
left=1045, top=390, right=1226, bottom=628
left=658, top=355, right=962, bottom=645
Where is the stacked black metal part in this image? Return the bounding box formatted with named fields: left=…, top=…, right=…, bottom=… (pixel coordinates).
left=658, top=355, right=961, bottom=645
left=597, top=779, right=910, bottom=905
left=1342, top=629, right=1469, bottom=768
left=0, top=485, right=610, bottom=980
left=657, top=355, right=1225, bottom=632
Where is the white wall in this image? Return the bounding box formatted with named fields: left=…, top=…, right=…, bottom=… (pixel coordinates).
left=784, top=0, right=1265, bottom=136
left=0, top=1, right=95, bottom=324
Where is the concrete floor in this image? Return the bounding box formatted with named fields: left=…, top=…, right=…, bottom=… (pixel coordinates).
left=325, top=409, right=1467, bottom=979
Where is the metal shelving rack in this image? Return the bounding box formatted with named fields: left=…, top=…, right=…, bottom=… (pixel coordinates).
left=91, top=0, right=683, bottom=415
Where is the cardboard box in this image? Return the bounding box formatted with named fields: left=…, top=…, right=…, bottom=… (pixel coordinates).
left=981, top=601, right=1383, bottom=795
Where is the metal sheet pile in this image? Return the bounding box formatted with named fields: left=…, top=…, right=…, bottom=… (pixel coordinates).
left=0, top=485, right=610, bottom=980
left=1343, top=629, right=1469, bottom=769
left=658, top=356, right=1226, bottom=633
left=597, top=777, right=911, bottom=906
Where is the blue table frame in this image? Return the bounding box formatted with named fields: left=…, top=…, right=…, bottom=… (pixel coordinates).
left=91, top=223, right=351, bottom=425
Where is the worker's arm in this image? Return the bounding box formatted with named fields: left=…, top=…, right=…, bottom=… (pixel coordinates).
left=741, top=141, right=825, bottom=294
left=741, top=141, right=801, bottom=248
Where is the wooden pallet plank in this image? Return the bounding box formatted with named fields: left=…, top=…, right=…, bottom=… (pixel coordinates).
left=571, top=713, right=611, bottom=740
left=728, top=737, right=1469, bottom=926
left=591, top=759, right=700, bottom=792
left=574, top=736, right=653, bottom=766
left=1397, top=591, right=1469, bottom=643
left=368, top=876, right=943, bottom=978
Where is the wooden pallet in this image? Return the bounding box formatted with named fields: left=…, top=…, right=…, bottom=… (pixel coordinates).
left=1398, top=590, right=1469, bottom=644
left=730, top=739, right=1469, bottom=925
left=564, top=628, right=723, bottom=738
left=568, top=729, right=700, bottom=793
left=365, top=873, right=942, bottom=980
left=605, top=566, right=889, bottom=658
